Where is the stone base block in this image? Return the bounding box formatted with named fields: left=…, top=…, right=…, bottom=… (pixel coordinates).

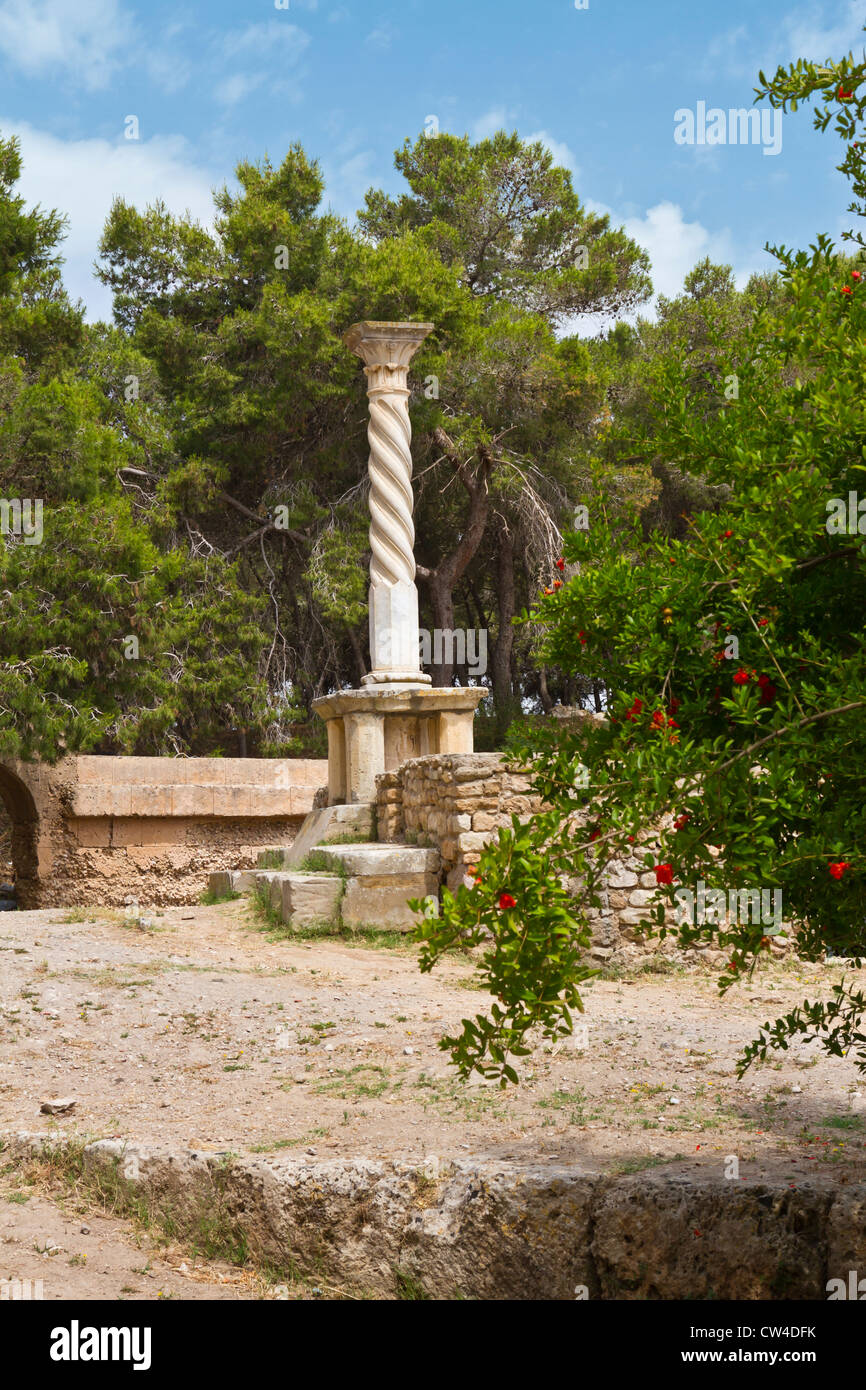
left=340, top=873, right=435, bottom=930
left=314, top=843, right=439, bottom=930
left=278, top=873, right=343, bottom=927
left=207, top=869, right=258, bottom=897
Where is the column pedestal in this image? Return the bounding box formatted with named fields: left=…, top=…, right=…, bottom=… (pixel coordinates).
left=312, top=687, right=487, bottom=805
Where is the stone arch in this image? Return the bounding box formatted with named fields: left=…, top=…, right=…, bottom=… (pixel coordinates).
left=0, top=764, right=40, bottom=908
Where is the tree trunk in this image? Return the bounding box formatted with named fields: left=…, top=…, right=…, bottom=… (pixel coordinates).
left=347, top=627, right=367, bottom=686
left=491, top=520, right=515, bottom=715
left=416, top=427, right=492, bottom=688
left=538, top=667, right=554, bottom=715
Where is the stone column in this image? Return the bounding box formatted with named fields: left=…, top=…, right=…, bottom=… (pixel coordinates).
left=343, top=321, right=433, bottom=688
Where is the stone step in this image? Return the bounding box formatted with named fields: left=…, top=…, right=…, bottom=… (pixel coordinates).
left=312, top=843, right=439, bottom=930
left=276, top=873, right=343, bottom=928
left=206, top=869, right=259, bottom=897
left=256, top=802, right=375, bottom=870
left=311, top=844, right=438, bottom=877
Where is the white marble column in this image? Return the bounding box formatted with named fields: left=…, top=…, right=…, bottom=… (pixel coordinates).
left=344, top=320, right=433, bottom=687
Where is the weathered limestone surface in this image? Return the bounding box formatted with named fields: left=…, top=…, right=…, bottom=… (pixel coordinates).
left=256, top=803, right=375, bottom=871
left=0, top=756, right=327, bottom=907
left=312, top=687, right=485, bottom=805
left=9, top=1133, right=860, bottom=1301
left=314, top=843, right=439, bottom=929
left=278, top=873, right=343, bottom=926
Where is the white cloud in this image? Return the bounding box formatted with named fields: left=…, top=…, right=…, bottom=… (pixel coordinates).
left=566, top=199, right=768, bottom=336
left=525, top=129, right=580, bottom=178
left=620, top=200, right=749, bottom=299
left=364, top=22, right=395, bottom=50
left=224, top=20, right=310, bottom=59
left=214, top=20, right=310, bottom=106
left=214, top=72, right=266, bottom=107
left=0, top=0, right=135, bottom=89
left=321, top=149, right=376, bottom=221
left=472, top=107, right=514, bottom=140
left=704, top=3, right=865, bottom=81
left=784, top=0, right=865, bottom=64
left=3, top=120, right=218, bottom=321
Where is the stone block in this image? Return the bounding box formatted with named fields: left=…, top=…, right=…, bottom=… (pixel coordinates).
left=75, top=757, right=115, bottom=786
left=628, top=889, right=660, bottom=908
left=111, top=819, right=144, bottom=847
left=210, top=787, right=252, bottom=817
left=208, top=869, right=257, bottom=897
left=456, top=832, right=493, bottom=854
left=606, top=867, right=639, bottom=889
left=279, top=873, right=342, bottom=926
left=172, top=786, right=215, bottom=817
left=314, top=843, right=439, bottom=878
left=70, top=817, right=111, bottom=847
left=618, top=908, right=654, bottom=927
left=341, top=872, right=437, bottom=931
left=126, top=786, right=174, bottom=817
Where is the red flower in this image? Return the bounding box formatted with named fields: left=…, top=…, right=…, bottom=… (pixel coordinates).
left=555, top=557, right=565, bottom=571
left=543, top=586, right=553, bottom=595
left=842, top=285, right=853, bottom=295
left=627, top=835, right=635, bottom=843
left=654, top=863, right=674, bottom=885
left=589, top=828, right=601, bottom=842
left=625, top=697, right=643, bottom=721
left=727, top=961, right=738, bottom=973
left=733, top=668, right=751, bottom=685
left=673, top=814, right=690, bottom=831
left=829, top=862, right=851, bottom=880
left=757, top=673, right=777, bottom=704
left=852, top=271, right=862, bottom=281
left=578, top=629, right=587, bottom=646
left=667, top=698, right=681, bottom=715
left=839, top=86, right=853, bottom=99
left=723, top=529, right=733, bottom=539
left=757, top=617, right=769, bottom=627
left=651, top=709, right=666, bottom=729
left=498, top=892, right=517, bottom=910
left=667, top=718, right=679, bottom=728
left=553, top=580, right=562, bottom=590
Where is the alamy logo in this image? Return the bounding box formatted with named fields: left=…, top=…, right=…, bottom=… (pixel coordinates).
left=674, top=881, right=782, bottom=928
left=0, top=498, right=43, bottom=544
left=419, top=628, right=487, bottom=677
left=827, top=1270, right=866, bottom=1300
left=50, top=1321, right=152, bottom=1371
left=674, top=103, right=782, bottom=156
left=826, top=492, right=866, bottom=535
left=0, top=1277, right=43, bottom=1300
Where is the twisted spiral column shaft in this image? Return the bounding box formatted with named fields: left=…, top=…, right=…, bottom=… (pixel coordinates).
left=343, top=321, right=433, bottom=687
left=366, top=378, right=415, bottom=587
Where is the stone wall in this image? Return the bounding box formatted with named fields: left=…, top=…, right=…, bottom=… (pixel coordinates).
left=377, top=753, right=543, bottom=890
left=0, top=756, right=327, bottom=908
left=377, top=753, right=788, bottom=967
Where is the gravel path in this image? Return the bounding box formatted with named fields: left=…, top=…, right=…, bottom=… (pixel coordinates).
left=2, top=900, right=865, bottom=1183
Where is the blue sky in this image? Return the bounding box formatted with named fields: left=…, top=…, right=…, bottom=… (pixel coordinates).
left=0, top=0, right=863, bottom=323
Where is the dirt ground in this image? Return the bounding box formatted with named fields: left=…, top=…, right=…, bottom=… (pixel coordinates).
left=1, top=898, right=865, bottom=1191
left=0, top=1165, right=279, bottom=1300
